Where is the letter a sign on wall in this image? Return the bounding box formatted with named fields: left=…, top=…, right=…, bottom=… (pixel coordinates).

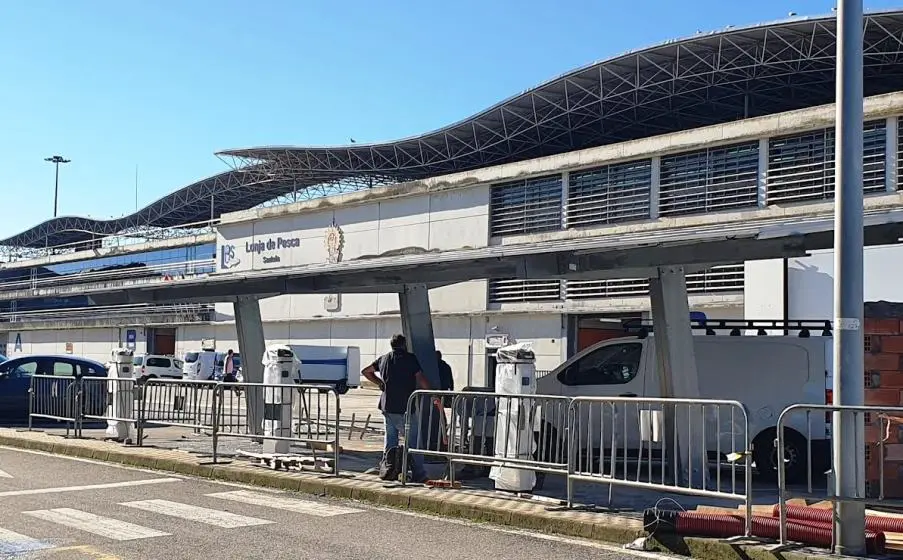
left=13, top=333, right=22, bottom=352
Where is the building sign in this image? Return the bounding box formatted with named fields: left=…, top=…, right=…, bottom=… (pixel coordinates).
left=13, top=333, right=22, bottom=352
left=245, top=235, right=301, bottom=265
left=125, top=329, right=137, bottom=350
left=65, top=342, right=73, bottom=354
left=485, top=334, right=509, bottom=348
left=220, top=244, right=240, bottom=270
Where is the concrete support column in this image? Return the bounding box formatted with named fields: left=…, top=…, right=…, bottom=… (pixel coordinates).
left=399, top=283, right=442, bottom=451
left=649, top=266, right=707, bottom=488
left=399, top=284, right=440, bottom=388
left=234, top=295, right=266, bottom=436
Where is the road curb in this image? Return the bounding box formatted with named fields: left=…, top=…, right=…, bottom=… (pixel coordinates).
left=0, top=431, right=823, bottom=560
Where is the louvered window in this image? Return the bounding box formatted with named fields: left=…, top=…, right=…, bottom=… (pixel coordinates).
left=659, top=142, right=759, bottom=216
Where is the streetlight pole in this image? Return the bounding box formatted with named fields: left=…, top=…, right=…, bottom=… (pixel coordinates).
left=833, top=0, right=866, bottom=555
left=44, top=155, right=71, bottom=218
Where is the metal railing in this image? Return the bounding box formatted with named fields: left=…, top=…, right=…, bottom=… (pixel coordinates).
left=776, top=403, right=903, bottom=548
left=0, top=258, right=216, bottom=292
left=567, top=396, right=752, bottom=535
left=136, top=379, right=219, bottom=434
left=401, top=390, right=751, bottom=527
left=401, top=390, right=573, bottom=485
left=211, top=382, right=341, bottom=473
left=27, top=374, right=81, bottom=435
left=26, top=377, right=342, bottom=475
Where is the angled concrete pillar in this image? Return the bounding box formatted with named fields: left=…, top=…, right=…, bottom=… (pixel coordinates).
left=649, top=266, right=707, bottom=488
left=234, top=295, right=265, bottom=436
left=399, top=284, right=440, bottom=388
left=399, top=284, right=442, bottom=451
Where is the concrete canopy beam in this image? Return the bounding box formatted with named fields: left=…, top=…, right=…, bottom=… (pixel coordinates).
left=649, top=266, right=707, bottom=489
left=560, top=238, right=807, bottom=280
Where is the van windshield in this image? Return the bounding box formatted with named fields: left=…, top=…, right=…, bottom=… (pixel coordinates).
left=184, top=352, right=199, bottom=363
left=133, top=356, right=144, bottom=367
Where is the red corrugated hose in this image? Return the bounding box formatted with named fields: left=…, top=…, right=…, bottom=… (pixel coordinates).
left=774, top=504, right=903, bottom=534
left=644, top=510, right=886, bottom=554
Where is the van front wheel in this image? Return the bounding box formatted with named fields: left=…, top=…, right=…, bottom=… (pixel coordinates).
left=753, top=428, right=808, bottom=484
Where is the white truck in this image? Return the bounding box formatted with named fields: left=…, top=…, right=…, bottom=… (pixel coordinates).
left=182, top=349, right=217, bottom=381
left=535, top=321, right=832, bottom=483
left=288, top=345, right=361, bottom=394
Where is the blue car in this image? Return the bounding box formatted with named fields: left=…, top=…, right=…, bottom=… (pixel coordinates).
left=0, top=355, right=107, bottom=421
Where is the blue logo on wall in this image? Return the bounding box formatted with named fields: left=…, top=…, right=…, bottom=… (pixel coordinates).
left=220, top=245, right=240, bottom=269
left=126, top=329, right=137, bottom=350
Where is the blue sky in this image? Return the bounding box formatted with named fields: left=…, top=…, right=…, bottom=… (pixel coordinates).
left=0, top=0, right=900, bottom=238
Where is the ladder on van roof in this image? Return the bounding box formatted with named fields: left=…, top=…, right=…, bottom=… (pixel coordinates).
left=621, top=318, right=833, bottom=338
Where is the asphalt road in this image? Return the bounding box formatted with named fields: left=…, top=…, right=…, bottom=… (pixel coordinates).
left=0, top=447, right=669, bottom=560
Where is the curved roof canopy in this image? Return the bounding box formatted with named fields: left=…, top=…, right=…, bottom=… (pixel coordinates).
left=6, top=10, right=903, bottom=250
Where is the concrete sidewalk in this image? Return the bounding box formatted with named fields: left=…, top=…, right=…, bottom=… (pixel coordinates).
left=0, top=427, right=837, bottom=560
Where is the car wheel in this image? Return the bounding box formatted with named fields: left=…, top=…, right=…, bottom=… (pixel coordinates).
left=336, top=381, right=348, bottom=395
left=754, top=428, right=809, bottom=484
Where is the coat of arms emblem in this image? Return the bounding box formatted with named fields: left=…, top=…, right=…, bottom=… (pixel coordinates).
left=324, top=222, right=344, bottom=264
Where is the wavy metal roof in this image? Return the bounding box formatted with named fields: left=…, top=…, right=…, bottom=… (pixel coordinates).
left=6, top=10, right=903, bottom=250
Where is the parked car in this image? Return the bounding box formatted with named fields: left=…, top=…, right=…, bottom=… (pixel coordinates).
left=0, top=355, right=107, bottom=421
left=0, top=354, right=7, bottom=364
left=133, top=354, right=184, bottom=381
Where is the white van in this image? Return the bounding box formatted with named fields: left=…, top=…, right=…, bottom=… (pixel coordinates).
left=535, top=332, right=831, bottom=482
left=287, top=345, right=361, bottom=394
left=182, top=350, right=217, bottom=381
left=134, top=354, right=184, bottom=380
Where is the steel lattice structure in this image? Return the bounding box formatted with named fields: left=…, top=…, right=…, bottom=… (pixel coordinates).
left=5, top=10, right=903, bottom=253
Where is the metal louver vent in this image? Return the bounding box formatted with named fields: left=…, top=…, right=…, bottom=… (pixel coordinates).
left=658, top=142, right=759, bottom=216
left=566, top=160, right=651, bottom=227
left=490, top=175, right=563, bottom=236
left=488, top=279, right=562, bottom=303
left=766, top=121, right=886, bottom=204
left=565, top=264, right=745, bottom=300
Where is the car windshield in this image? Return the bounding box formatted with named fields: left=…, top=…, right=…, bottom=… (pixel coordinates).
left=184, top=352, right=199, bottom=363
left=133, top=356, right=144, bottom=366
left=146, top=357, right=170, bottom=368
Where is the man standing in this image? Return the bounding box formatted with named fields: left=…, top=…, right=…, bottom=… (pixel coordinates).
left=361, top=334, right=430, bottom=482
left=436, top=351, right=454, bottom=392
left=223, top=349, right=237, bottom=383
left=436, top=350, right=454, bottom=408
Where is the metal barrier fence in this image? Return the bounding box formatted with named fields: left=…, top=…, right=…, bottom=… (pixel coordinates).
left=401, top=390, right=751, bottom=522
left=27, top=377, right=341, bottom=474
left=776, top=403, right=903, bottom=548
left=211, top=382, right=341, bottom=473
left=401, top=390, right=572, bottom=485
left=568, top=396, right=752, bottom=534
left=28, top=374, right=81, bottom=435
left=137, top=379, right=219, bottom=435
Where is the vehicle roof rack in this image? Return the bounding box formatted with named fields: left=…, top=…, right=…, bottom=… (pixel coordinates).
left=621, top=319, right=832, bottom=338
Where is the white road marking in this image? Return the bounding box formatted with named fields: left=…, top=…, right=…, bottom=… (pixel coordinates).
left=0, top=527, right=55, bottom=555
left=121, top=499, right=274, bottom=528
left=208, top=490, right=363, bottom=517
left=23, top=509, right=170, bottom=541
left=0, top=468, right=12, bottom=478
left=0, top=477, right=181, bottom=498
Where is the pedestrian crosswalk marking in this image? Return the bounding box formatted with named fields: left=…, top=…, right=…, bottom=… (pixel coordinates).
left=23, top=508, right=170, bottom=541
left=0, top=469, right=12, bottom=479
left=207, top=490, right=363, bottom=517
left=0, top=527, right=54, bottom=555
left=121, top=499, right=274, bottom=528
